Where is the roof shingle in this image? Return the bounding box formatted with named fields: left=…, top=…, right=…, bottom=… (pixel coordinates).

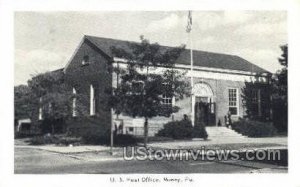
left=84, top=35, right=268, bottom=74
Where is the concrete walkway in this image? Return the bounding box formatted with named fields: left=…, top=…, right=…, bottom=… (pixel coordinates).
left=15, top=144, right=123, bottom=154
left=15, top=139, right=122, bottom=154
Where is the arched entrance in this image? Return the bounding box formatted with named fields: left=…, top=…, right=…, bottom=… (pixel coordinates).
left=192, top=83, right=216, bottom=126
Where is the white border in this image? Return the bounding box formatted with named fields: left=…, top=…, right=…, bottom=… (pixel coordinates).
left=1, top=0, right=300, bottom=187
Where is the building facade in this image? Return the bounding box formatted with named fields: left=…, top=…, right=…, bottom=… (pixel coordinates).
left=51, top=35, right=269, bottom=136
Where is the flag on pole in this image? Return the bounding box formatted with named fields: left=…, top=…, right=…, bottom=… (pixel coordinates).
left=186, top=11, right=192, bottom=33
left=186, top=10, right=194, bottom=126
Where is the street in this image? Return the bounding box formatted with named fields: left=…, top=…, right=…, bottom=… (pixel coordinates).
left=14, top=146, right=287, bottom=174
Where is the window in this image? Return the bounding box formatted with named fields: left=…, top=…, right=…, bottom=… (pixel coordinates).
left=162, top=83, right=174, bottom=106
left=251, top=89, right=258, bottom=103
left=48, top=102, right=52, bottom=113
left=209, top=98, right=214, bottom=114
left=38, top=107, right=43, bottom=120
left=162, top=93, right=172, bottom=106
left=251, top=89, right=261, bottom=117
left=38, top=97, right=43, bottom=120
left=90, top=85, right=95, bottom=116
left=82, top=55, right=89, bottom=65
left=72, top=87, right=77, bottom=117
left=228, top=88, right=238, bottom=115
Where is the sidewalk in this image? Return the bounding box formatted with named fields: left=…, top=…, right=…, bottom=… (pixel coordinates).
left=15, top=144, right=123, bottom=154
left=15, top=138, right=123, bottom=154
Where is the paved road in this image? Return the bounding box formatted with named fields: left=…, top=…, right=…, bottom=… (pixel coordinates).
left=14, top=146, right=287, bottom=174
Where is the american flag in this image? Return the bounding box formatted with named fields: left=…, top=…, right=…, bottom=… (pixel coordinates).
left=186, top=11, right=192, bottom=33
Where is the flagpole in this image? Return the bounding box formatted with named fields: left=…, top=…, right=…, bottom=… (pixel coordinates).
left=190, top=30, right=195, bottom=127
left=187, top=11, right=195, bottom=126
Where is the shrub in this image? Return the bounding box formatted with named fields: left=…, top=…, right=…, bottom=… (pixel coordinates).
left=193, top=124, right=208, bottom=139
left=231, top=119, right=277, bottom=137
left=57, top=137, right=82, bottom=146
left=81, top=132, right=110, bottom=145
left=29, top=134, right=82, bottom=145
left=156, top=119, right=193, bottom=139
left=40, top=118, right=65, bottom=134
left=30, top=134, right=59, bottom=145
left=81, top=132, right=137, bottom=146
left=114, top=134, right=137, bottom=146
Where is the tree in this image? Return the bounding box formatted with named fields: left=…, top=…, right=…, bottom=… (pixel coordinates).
left=241, top=44, right=288, bottom=132
left=28, top=70, right=89, bottom=134
left=271, top=44, right=288, bottom=132
left=14, top=85, right=32, bottom=121
left=241, top=79, right=272, bottom=121
left=108, top=36, right=190, bottom=147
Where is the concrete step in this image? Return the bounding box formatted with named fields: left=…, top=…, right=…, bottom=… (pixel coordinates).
left=205, top=127, right=246, bottom=139
left=121, top=120, right=246, bottom=139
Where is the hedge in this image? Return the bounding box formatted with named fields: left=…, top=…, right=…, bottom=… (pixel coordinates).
left=81, top=133, right=137, bottom=146
left=156, top=119, right=193, bottom=139
left=156, top=119, right=208, bottom=139
left=231, top=119, right=277, bottom=137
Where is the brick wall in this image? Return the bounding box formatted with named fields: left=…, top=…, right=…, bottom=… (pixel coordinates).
left=170, top=78, right=246, bottom=126
left=114, top=77, right=248, bottom=135
left=64, top=39, right=112, bottom=135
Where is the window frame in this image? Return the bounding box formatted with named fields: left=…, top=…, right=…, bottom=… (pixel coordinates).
left=162, top=93, right=173, bottom=106
left=228, top=88, right=239, bottom=116
left=72, top=87, right=77, bottom=117
left=90, top=84, right=96, bottom=116
left=250, top=88, right=262, bottom=117
left=38, top=97, right=43, bottom=120
left=82, top=55, right=90, bottom=66
left=161, top=82, right=174, bottom=106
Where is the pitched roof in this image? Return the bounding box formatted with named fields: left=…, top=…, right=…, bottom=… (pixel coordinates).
left=84, top=35, right=268, bottom=74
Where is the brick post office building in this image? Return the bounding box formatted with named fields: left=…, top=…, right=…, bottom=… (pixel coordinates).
left=39, top=35, right=271, bottom=136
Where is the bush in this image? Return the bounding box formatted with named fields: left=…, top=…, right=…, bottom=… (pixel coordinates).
left=57, top=137, right=82, bottom=146
left=40, top=118, right=65, bottom=134
left=193, top=124, right=208, bottom=139
left=81, top=132, right=137, bottom=146
left=29, top=134, right=82, bottom=145
left=81, top=132, right=110, bottom=145
left=114, top=134, right=137, bottom=146
left=231, top=119, right=277, bottom=137
left=156, top=119, right=193, bottom=139
left=30, top=134, right=59, bottom=145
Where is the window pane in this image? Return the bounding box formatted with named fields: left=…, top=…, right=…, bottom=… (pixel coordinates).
left=229, top=107, right=237, bottom=115
left=228, top=88, right=238, bottom=115
left=162, top=83, right=173, bottom=106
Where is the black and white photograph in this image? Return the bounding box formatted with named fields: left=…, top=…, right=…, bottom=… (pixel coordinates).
left=1, top=0, right=300, bottom=186
left=13, top=10, right=288, bottom=174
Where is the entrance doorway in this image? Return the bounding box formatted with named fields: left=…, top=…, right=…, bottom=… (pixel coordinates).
left=192, top=82, right=216, bottom=126
left=194, top=97, right=216, bottom=126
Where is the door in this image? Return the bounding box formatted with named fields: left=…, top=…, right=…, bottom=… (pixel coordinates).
left=194, top=97, right=216, bottom=126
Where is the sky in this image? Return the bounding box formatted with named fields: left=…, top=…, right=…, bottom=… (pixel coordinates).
left=14, top=11, right=287, bottom=86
